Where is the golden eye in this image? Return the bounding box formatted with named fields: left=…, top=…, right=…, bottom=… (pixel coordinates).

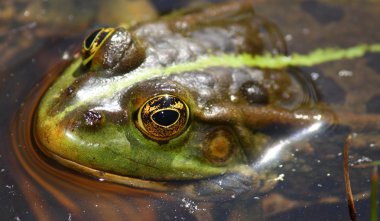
left=136, top=94, right=190, bottom=141
left=82, top=27, right=115, bottom=65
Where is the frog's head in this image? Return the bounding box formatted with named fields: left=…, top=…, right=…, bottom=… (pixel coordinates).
left=35, top=17, right=325, bottom=198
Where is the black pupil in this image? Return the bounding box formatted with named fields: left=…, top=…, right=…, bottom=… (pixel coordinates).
left=97, top=31, right=109, bottom=44
left=85, top=29, right=101, bottom=49
left=152, top=110, right=179, bottom=127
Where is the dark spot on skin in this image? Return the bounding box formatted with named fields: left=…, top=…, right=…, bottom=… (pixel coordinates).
left=83, top=110, right=103, bottom=127
left=305, top=68, right=346, bottom=104
left=65, top=86, right=75, bottom=96
left=365, top=53, right=380, bottom=74
left=366, top=95, right=380, bottom=113
left=300, top=1, right=344, bottom=24
left=239, top=81, right=269, bottom=105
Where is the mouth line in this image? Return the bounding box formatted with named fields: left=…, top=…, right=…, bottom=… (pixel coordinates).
left=39, top=146, right=264, bottom=198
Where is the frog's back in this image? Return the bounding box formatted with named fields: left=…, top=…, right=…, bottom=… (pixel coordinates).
left=131, top=1, right=286, bottom=69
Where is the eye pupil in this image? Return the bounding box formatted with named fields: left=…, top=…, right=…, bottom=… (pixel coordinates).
left=152, top=110, right=179, bottom=127
left=96, top=31, right=111, bottom=46
left=84, top=29, right=101, bottom=49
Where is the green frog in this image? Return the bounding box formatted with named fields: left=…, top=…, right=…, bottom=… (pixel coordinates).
left=34, top=1, right=361, bottom=200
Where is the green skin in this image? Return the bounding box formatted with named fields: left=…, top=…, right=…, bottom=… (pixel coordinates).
left=34, top=1, right=380, bottom=191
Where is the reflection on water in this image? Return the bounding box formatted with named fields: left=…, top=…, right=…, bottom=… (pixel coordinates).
left=254, top=121, right=324, bottom=169
left=1, top=0, right=380, bottom=220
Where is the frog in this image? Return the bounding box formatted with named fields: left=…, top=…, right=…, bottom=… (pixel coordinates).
left=34, top=1, right=334, bottom=200
left=1, top=0, right=377, bottom=220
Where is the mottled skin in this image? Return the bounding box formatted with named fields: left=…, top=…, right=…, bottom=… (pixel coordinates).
left=35, top=1, right=325, bottom=198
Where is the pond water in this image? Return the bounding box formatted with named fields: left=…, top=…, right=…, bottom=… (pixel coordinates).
left=0, top=0, right=379, bottom=220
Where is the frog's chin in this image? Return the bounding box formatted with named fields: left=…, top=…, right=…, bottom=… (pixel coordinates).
left=43, top=149, right=275, bottom=201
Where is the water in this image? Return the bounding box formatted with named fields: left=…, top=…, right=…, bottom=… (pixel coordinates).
left=1, top=0, right=379, bottom=220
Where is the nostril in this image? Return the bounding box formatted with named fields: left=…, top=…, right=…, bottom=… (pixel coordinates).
left=202, top=129, right=234, bottom=164
left=83, top=110, right=104, bottom=127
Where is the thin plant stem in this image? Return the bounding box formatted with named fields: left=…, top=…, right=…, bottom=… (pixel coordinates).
left=343, top=135, right=358, bottom=221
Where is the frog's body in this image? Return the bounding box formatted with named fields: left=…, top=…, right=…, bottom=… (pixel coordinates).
left=34, top=1, right=326, bottom=198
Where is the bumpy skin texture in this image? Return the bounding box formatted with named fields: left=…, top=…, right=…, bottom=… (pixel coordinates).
left=35, top=1, right=318, bottom=191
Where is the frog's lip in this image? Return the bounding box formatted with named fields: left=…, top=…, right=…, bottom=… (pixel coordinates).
left=45, top=150, right=172, bottom=191
left=43, top=148, right=268, bottom=200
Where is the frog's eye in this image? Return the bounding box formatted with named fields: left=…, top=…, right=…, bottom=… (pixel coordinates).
left=135, top=94, right=190, bottom=141
left=82, top=27, right=115, bottom=66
